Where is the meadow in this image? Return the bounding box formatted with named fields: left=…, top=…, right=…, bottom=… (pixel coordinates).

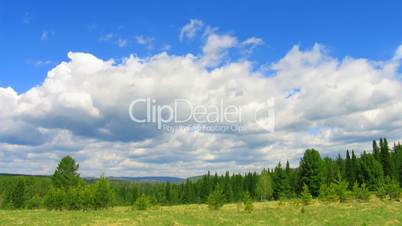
left=0, top=198, right=401, bottom=226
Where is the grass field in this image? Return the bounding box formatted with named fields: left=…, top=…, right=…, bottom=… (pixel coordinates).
left=0, top=198, right=401, bottom=226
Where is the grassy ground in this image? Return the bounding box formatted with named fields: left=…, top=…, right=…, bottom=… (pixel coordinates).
left=0, top=198, right=401, bottom=226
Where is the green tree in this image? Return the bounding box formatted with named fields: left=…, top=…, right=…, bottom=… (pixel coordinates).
left=133, top=194, right=151, bottom=210
left=207, top=184, right=225, bottom=210
left=243, top=192, right=253, bottom=212
left=300, top=184, right=312, bottom=205
left=92, top=177, right=114, bottom=209
left=298, top=149, right=322, bottom=197
left=380, top=138, right=394, bottom=177
left=352, top=182, right=370, bottom=201
left=44, top=187, right=65, bottom=210
left=52, top=156, right=81, bottom=191
left=272, top=163, right=291, bottom=199
left=11, top=178, right=26, bottom=209
left=373, top=140, right=381, bottom=161
left=256, top=169, right=273, bottom=201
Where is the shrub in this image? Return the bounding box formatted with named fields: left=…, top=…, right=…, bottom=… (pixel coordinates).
left=352, top=182, right=370, bottom=202
left=25, top=195, right=42, bottom=209
left=242, top=192, right=253, bottom=212
left=300, top=184, right=312, bottom=205
left=319, top=183, right=338, bottom=202
left=385, top=181, right=400, bottom=201
left=134, top=194, right=151, bottom=210
left=65, top=187, right=83, bottom=210
left=44, top=187, right=65, bottom=210
left=92, top=177, right=114, bottom=209
left=335, top=180, right=350, bottom=203
left=375, top=184, right=387, bottom=200
left=207, top=185, right=225, bottom=210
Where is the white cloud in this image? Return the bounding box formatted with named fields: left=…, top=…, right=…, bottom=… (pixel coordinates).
left=1, top=40, right=402, bottom=177
left=201, top=33, right=238, bottom=67
left=135, top=35, right=154, bottom=50
left=180, top=19, right=204, bottom=41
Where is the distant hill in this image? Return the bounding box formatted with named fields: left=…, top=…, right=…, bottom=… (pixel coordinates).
left=0, top=173, right=191, bottom=184
left=108, top=176, right=184, bottom=183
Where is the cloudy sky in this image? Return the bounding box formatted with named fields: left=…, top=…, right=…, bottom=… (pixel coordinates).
left=1, top=1, right=402, bottom=177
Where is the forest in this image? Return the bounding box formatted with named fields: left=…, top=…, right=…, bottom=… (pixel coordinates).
left=0, top=138, right=401, bottom=210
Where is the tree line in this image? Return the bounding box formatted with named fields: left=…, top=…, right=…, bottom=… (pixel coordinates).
left=0, top=138, right=401, bottom=210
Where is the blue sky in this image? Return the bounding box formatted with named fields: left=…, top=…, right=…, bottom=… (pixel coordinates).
left=1, top=0, right=402, bottom=93
left=0, top=1, right=402, bottom=176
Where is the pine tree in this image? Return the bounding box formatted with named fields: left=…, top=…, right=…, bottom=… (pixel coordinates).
left=52, top=156, right=81, bottom=191
left=298, top=149, right=322, bottom=197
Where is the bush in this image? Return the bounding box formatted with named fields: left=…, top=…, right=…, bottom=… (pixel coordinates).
left=92, top=177, right=114, bottom=209
left=319, top=184, right=338, bottom=202
left=44, top=187, right=65, bottom=210
left=300, top=184, right=312, bottom=205
left=207, top=185, right=225, bottom=210
left=65, top=187, right=83, bottom=210
left=352, top=182, right=370, bottom=202
left=25, top=195, right=42, bottom=209
left=385, top=181, right=400, bottom=201
left=375, top=184, right=387, bottom=200
left=242, top=192, right=253, bottom=212
left=134, top=194, right=151, bottom=210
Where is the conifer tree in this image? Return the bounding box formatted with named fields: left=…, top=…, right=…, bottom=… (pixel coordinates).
left=298, top=149, right=322, bottom=197
left=52, top=156, right=81, bottom=191
left=380, top=138, right=393, bottom=177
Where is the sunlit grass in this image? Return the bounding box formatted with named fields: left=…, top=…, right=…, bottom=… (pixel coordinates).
left=0, top=197, right=401, bottom=225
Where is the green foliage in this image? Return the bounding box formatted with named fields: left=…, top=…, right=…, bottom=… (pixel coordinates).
left=25, top=195, right=42, bottom=209
left=352, top=182, right=370, bottom=202
left=64, top=187, right=83, bottom=210
left=319, top=183, right=337, bottom=202
left=44, top=187, right=65, bottom=210
left=272, top=163, right=291, bottom=199
left=385, top=180, right=400, bottom=201
left=92, top=177, right=114, bottom=209
left=300, top=184, right=312, bottom=205
left=256, top=169, right=273, bottom=201
left=299, top=149, right=322, bottom=197
left=375, top=184, right=387, bottom=200
left=208, top=185, right=225, bottom=210
left=52, top=156, right=81, bottom=191
left=242, top=192, right=253, bottom=212
left=7, top=177, right=26, bottom=209
left=133, top=194, right=152, bottom=210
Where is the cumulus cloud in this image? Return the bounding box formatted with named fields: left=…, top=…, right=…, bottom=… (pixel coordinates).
left=201, top=33, right=238, bottom=67
left=180, top=19, right=204, bottom=41
left=1, top=39, right=402, bottom=177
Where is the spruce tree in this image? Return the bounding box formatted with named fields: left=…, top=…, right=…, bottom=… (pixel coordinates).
left=298, top=149, right=322, bottom=197
left=380, top=138, right=393, bottom=177
left=272, top=162, right=291, bottom=199
left=373, top=140, right=381, bottom=161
